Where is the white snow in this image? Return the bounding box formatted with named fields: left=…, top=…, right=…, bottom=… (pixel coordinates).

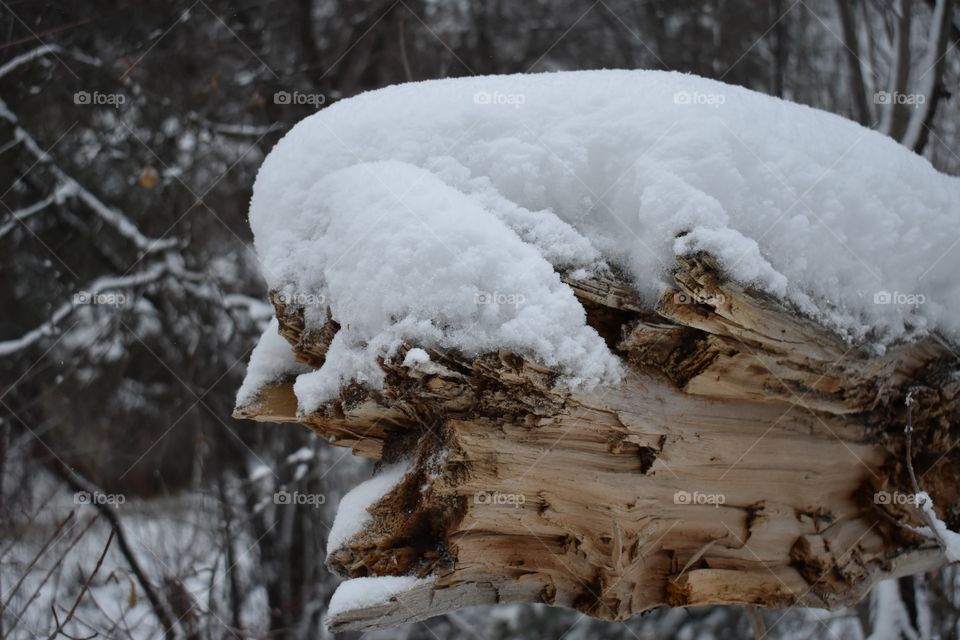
left=326, top=462, right=410, bottom=555
left=285, top=446, right=315, bottom=464
left=276, top=160, right=621, bottom=412
left=235, top=318, right=311, bottom=408
left=913, top=491, right=960, bottom=562
left=244, top=70, right=960, bottom=411
left=326, top=575, right=435, bottom=619
left=402, top=347, right=431, bottom=367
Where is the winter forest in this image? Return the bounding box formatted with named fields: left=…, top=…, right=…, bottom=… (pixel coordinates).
left=2, top=1, right=960, bottom=639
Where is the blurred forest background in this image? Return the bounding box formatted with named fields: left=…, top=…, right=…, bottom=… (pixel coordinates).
left=0, top=1, right=958, bottom=638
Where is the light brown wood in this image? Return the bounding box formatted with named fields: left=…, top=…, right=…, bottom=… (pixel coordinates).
left=235, top=253, right=958, bottom=631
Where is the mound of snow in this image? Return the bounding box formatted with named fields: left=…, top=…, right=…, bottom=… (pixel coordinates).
left=244, top=70, right=960, bottom=411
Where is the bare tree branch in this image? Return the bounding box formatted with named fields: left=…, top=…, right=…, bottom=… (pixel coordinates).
left=0, top=262, right=171, bottom=357
left=0, top=512, right=75, bottom=616
left=9, top=515, right=100, bottom=636
left=47, top=529, right=115, bottom=640
left=0, top=191, right=60, bottom=240
left=49, top=461, right=176, bottom=639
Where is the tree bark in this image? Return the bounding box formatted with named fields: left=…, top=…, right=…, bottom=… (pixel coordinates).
left=236, top=253, right=958, bottom=631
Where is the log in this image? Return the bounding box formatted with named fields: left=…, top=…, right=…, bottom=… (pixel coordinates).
left=234, top=253, right=959, bottom=631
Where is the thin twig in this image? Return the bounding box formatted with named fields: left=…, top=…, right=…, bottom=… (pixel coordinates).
left=0, top=512, right=75, bottom=613
left=47, top=529, right=115, bottom=639
left=49, top=461, right=176, bottom=639
left=10, top=515, right=100, bottom=634
left=903, top=388, right=951, bottom=552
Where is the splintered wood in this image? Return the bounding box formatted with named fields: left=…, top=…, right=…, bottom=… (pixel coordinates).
left=235, top=254, right=958, bottom=631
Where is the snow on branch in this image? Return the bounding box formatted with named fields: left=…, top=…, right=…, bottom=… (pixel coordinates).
left=0, top=253, right=262, bottom=358
left=0, top=44, right=100, bottom=80
left=913, top=493, right=960, bottom=562
left=903, top=390, right=960, bottom=563
left=222, top=293, right=275, bottom=324
left=0, top=104, right=179, bottom=253
left=198, top=119, right=284, bottom=137
left=0, top=48, right=175, bottom=254
left=0, top=191, right=60, bottom=239
left=68, top=178, right=180, bottom=253
left=0, top=51, right=269, bottom=358
left=0, top=262, right=170, bottom=357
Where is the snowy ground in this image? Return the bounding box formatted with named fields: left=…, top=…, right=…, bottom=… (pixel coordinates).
left=1, top=468, right=269, bottom=639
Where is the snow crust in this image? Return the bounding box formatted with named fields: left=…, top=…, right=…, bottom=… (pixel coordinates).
left=245, top=70, right=960, bottom=411
left=326, top=462, right=410, bottom=555
left=326, top=575, right=435, bottom=620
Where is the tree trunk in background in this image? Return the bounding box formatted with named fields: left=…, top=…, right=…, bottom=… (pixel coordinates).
left=771, top=0, right=786, bottom=99
left=236, top=254, right=958, bottom=631
left=882, top=0, right=914, bottom=139
left=836, top=0, right=871, bottom=125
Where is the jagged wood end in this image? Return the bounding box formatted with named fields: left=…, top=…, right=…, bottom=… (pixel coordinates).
left=236, top=254, right=959, bottom=632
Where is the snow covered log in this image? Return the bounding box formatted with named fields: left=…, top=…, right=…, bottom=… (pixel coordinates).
left=236, top=254, right=958, bottom=630
left=232, top=71, right=960, bottom=630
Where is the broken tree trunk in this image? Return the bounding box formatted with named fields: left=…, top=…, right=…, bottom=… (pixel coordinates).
left=234, top=253, right=959, bottom=631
